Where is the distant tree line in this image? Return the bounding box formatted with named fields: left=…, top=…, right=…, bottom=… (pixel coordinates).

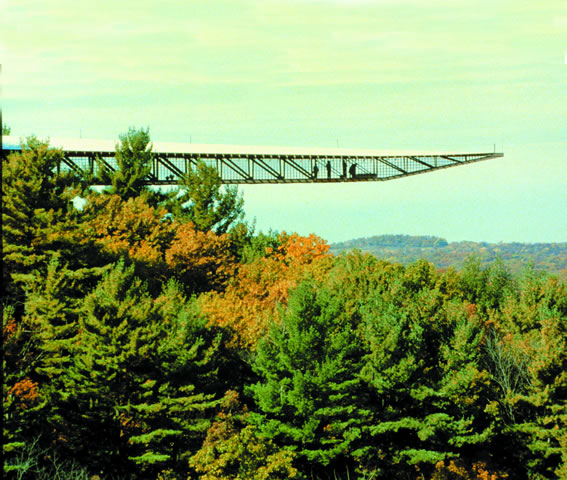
left=333, top=234, right=450, bottom=249
left=3, top=131, right=566, bottom=479
left=331, top=235, right=567, bottom=278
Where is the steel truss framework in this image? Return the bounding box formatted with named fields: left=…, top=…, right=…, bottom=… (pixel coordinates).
left=1, top=138, right=503, bottom=185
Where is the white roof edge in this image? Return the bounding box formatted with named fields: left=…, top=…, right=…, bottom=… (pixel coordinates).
left=2, top=135, right=488, bottom=157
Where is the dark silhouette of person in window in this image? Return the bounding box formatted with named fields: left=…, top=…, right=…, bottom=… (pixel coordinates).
left=342, top=159, right=347, bottom=179
left=326, top=161, right=331, bottom=179
left=349, top=163, right=357, bottom=178
left=313, top=162, right=319, bottom=180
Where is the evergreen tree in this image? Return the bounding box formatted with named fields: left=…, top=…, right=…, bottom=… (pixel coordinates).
left=2, top=258, right=102, bottom=476
left=54, top=263, right=234, bottom=478
left=59, top=260, right=164, bottom=474
left=169, top=159, right=244, bottom=234
left=347, top=260, right=498, bottom=476
left=125, top=279, right=234, bottom=478
left=3, top=304, right=44, bottom=478
left=248, top=280, right=372, bottom=475
left=97, top=127, right=154, bottom=201
left=2, top=137, right=81, bottom=307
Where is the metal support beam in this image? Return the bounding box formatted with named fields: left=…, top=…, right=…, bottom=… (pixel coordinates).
left=1, top=136, right=503, bottom=186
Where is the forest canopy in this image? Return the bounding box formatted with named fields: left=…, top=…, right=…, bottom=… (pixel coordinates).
left=2, top=132, right=566, bottom=480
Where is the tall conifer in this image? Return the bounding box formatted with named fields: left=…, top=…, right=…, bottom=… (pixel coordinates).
left=97, top=127, right=154, bottom=201
left=249, top=280, right=372, bottom=475
left=2, top=137, right=81, bottom=306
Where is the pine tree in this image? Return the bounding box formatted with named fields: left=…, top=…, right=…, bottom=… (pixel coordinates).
left=3, top=305, right=44, bottom=477
left=2, top=137, right=82, bottom=307
left=97, top=127, right=154, bottom=201
left=248, top=280, right=372, bottom=475
left=3, top=258, right=104, bottom=473
left=54, top=264, right=235, bottom=478
left=168, top=159, right=244, bottom=234
left=124, top=279, right=232, bottom=478
left=58, top=260, right=163, bottom=474
left=349, top=260, right=503, bottom=477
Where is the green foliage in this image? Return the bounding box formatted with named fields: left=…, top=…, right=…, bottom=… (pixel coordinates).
left=483, top=268, right=567, bottom=479
left=249, top=280, right=372, bottom=474
left=2, top=122, right=11, bottom=135
left=2, top=137, right=82, bottom=306
left=44, top=266, right=233, bottom=477
left=356, top=264, right=500, bottom=476
left=4, top=258, right=98, bottom=458
left=3, top=306, right=44, bottom=475
left=3, top=259, right=100, bottom=476
left=169, top=159, right=244, bottom=234
left=97, top=127, right=154, bottom=200
left=459, top=256, right=515, bottom=312
left=50, top=260, right=161, bottom=473
left=190, top=391, right=298, bottom=480
left=239, top=229, right=284, bottom=263
left=123, top=280, right=233, bottom=478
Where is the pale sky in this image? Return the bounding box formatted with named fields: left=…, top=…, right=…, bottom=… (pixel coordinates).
left=2, top=0, right=566, bottom=243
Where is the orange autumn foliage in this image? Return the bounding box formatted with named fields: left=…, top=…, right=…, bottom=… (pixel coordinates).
left=77, top=195, right=237, bottom=291
left=432, top=460, right=509, bottom=480
left=79, top=194, right=175, bottom=264
left=273, top=232, right=330, bottom=265
left=201, top=232, right=332, bottom=349
left=165, top=222, right=236, bottom=291
left=465, top=302, right=478, bottom=318
left=3, top=316, right=18, bottom=340
left=8, top=378, right=39, bottom=409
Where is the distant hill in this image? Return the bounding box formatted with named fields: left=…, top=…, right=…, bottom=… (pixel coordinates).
left=330, top=234, right=567, bottom=277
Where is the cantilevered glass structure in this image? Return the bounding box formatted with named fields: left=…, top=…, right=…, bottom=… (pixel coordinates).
left=1, top=136, right=503, bottom=185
